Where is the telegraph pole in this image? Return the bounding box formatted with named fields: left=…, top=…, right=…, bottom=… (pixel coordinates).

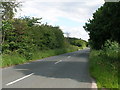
left=64, top=32, right=70, bottom=42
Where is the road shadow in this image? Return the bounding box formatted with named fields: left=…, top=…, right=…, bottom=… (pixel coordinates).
left=12, top=50, right=92, bottom=85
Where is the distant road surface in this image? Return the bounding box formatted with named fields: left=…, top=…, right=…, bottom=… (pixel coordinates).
left=2, top=48, right=97, bottom=88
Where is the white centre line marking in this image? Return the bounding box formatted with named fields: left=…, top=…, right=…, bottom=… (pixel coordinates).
left=15, top=69, right=28, bottom=71
left=55, top=60, right=62, bottom=64
left=6, top=73, right=34, bottom=86
left=67, top=56, right=71, bottom=58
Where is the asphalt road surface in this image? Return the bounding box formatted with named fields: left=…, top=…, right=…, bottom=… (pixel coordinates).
left=2, top=48, right=97, bottom=88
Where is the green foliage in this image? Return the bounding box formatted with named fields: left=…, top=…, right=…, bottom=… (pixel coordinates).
left=89, top=50, right=118, bottom=88
left=103, top=40, right=119, bottom=53
left=1, top=2, right=21, bottom=20
left=84, top=2, right=120, bottom=49
left=21, top=16, right=42, bottom=27
left=67, top=37, right=88, bottom=48
left=99, top=40, right=120, bottom=63
left=1, top=1, right=79, bottom=67
left=2, top=16, right=78, bottom=64
left=1, top=47, right=78, bottom=67
left=89, top=41, right=119, bottom=88
left=2, top=53, right=26, bottom=67
left=84, top=2, right=120, bottom=88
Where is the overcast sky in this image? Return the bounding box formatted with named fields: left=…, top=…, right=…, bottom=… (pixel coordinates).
left=15, top=0, right=105, bottom=41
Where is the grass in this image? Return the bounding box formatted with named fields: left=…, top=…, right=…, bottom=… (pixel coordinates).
left=1, top=46, right=79, bottom=67
left=89, top=50, right=119, bottom=89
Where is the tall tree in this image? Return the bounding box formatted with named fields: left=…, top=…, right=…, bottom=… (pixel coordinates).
left=1, top=1, right=21, bottom=20
left=83, top=2, right=120, bottom=49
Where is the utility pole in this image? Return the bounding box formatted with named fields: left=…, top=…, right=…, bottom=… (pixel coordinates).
left=64, top=32, right=70, bottom=42
left=0, top=4, right=4, bottom=44
left=64, top=32, right=70, bottom=38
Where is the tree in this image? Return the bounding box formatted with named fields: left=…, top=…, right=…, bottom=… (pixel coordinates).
left=21, top=16, right=42, bottom=27
left=1, top=1, right=21, bottom=20
left=67, top=37, right=88, bottom=48
left=83, top=2, right=120, bottom=49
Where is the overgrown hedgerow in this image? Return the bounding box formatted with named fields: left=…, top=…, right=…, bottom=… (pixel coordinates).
left=89, top=40, right=119, bottom=88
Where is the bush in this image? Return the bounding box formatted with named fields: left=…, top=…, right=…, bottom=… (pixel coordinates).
left=101, top=40, right=120, bottom=63
left=2, top=17, right=66, bottom=55
left=89, top=50, right=118, bottom=88
left=89, top=40, right=119, bottom=88
left=1, top=46, right=78, bottom=67
left=103, top=40, right=119, bottom=53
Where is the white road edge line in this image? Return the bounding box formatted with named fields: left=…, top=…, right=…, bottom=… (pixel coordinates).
left=6, top=73, right=34, bottom=86
left=67, top=56, right=71, bottom=58
left=92, top=82, right=97, bottom=89
left=55, top=60, right=62, bottom=64
left=91, top=78, right=97, bottom=89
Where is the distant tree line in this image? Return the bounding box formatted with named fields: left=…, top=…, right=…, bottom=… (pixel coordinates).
left=66, top=37, right=88, bottom=48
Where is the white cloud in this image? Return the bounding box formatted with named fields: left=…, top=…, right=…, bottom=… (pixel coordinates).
left=15, top=0, right=104, bottom=41
left=61, top=26, right=89, bottom=41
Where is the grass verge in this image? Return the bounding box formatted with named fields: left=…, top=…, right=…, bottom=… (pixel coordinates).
left=89, top=50, right=118, bottom=89
left=1, top=46, right=78, bottom=67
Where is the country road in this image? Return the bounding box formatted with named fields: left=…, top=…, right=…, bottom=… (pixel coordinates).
left=2, top=48, right=97, bottom=88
